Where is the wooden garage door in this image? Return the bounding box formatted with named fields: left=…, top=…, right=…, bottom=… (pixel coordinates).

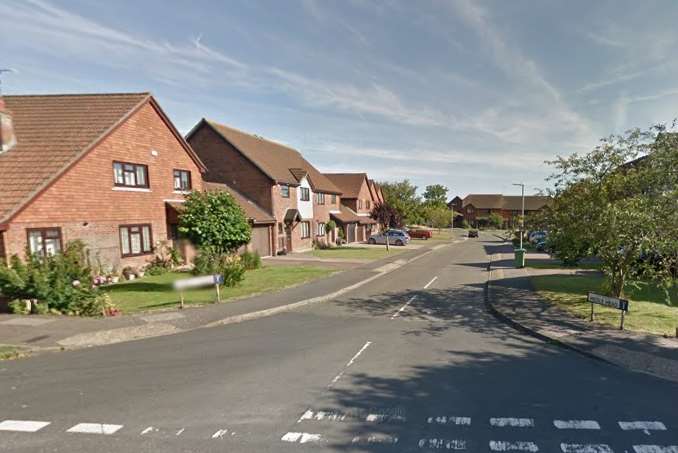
left=251, top=225, right=271, bottom=257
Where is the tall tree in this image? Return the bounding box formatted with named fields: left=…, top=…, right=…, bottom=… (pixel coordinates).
left=379, top=179, right=423, bottom=224
left=423, top=184, right=449, bottom=208
left=544, top=125, right=677, bottom=301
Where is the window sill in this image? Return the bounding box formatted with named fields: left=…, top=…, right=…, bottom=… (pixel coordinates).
left=173, top=190, right=192, bottom=195
left=113, top=187, right=151, bottom=193
left=121, top=251, right=154, bottom=258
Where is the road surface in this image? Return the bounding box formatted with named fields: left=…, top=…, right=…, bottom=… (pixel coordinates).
left=1, top=234, right=676, bottom=452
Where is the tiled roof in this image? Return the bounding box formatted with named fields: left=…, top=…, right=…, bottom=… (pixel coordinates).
left=289, top=168, right=308, bottom=183
left=462, top=194, right=550, bottom=211
left=0, top=92, right=206, bottom=224
left=324, top=173, right=368, bottom=199
left=204, top=182, right=275, bottom=224
left=330, top=205, right=363, bottom=224
left=202, top=120, right=342, bottom=194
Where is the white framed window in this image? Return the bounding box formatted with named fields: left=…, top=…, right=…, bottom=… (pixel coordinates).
left=27, top=228, right=62, bottom=257
left=317, top=222, right=326, bottom=236
left=280, top=184, right=290, bottom=198
left=300, top=221, right=311, bottom=238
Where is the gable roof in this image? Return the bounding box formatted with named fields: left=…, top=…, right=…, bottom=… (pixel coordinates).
left=324, top=173, right=368, bottom=199
left=0, top=92, right=205, bottom=225
left=203, top=182, right=275, bottom=224
left=462, top=194, right=550, bottom=211
left=192, top=119, right=341, bottom=194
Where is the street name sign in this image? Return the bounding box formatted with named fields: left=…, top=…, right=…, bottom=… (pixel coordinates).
left=173, top=274, right=224, bottom=308
left=587, top=292, right=629, bottom=329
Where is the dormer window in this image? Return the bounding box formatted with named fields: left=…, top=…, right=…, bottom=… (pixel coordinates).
left=173, top=169, right=192, bottom=191
left=113, top=161, right=149, bottom=188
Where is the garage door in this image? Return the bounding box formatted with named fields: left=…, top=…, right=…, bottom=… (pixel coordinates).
left=250, top=225, right=271, bottom=257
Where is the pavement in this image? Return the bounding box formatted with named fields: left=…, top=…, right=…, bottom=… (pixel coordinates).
left=0, top=232, right=676, bottom=452
left=0, top=234, right=464, bottom=353
left=486, top=244, right=678, bottom=384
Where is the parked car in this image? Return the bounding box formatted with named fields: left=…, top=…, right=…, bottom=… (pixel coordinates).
left=368, top=229, right=411, bottom=246
left=468, top=229, right=479, bottom=238
left=407, top=228, right=432, bottom=240
left=529, top=231, right=547, bottom=244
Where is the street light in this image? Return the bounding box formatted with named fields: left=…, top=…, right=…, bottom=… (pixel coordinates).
left=512, top=183, right=525, bottom=249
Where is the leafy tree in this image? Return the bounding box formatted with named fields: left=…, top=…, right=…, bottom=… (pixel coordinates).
left=371, top=202, right=402, bottom=229
left=423, top=184, right=449, bottom=208
left=379, top=180, right=423, bottom=224
left=427, top=206, right=453, bottom=231
left=488, top=212, right=504, bottom=229
left=545, top=124, right=677, bottom=301
left=178, top=190, right=251, bottom=255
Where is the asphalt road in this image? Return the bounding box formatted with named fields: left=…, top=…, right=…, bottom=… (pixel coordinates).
left=1, top=234, right=676, bottom=452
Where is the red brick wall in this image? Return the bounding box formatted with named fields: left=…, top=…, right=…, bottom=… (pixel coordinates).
left=188, top=124, right=273, bottom=212
left=4, top=101, right=203, bottom=271
left=312, top=193, right=340, bottom=245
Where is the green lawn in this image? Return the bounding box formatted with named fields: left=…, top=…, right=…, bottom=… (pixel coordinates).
left=429, top=229, right=455, bottom=241
left=526, top=259, right=601, bottom=271
left=307, top=246, right=405, bottom=261
left=105, top=266, right=335, bottom=314
left=531, top=273, right=678, bottom=336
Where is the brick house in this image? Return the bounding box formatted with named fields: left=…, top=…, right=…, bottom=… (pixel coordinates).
left=186, top=119, right=342, bottom=254
left=203, top=182, right=275, bottom=257
left=451, top=194, right=550, bottom=228
left=0, top=93, right=206, bottom=271
left=324, top=173, right=379, bottom=243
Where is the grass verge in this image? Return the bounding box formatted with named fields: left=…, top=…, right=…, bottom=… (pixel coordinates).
left=308, top=246, right=405, bottom=261
left=531, top=273, right=678, bottom=336
left=526, top=259, right=601, bottom=271
left=0, top=345, right=24, bottom=361
left=105, top=265, right=335, bottom=314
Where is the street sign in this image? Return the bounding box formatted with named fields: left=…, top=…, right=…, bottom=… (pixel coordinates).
left=587, top=292, right=629, bottom=330
left=173, top=274, right=224, bottom=308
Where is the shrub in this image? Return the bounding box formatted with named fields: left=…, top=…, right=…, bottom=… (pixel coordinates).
left=0, top=241, right=117, bottom=316
left=193, top=249, right=246, bottom=287
left=240, top=251, right=261, bottom=270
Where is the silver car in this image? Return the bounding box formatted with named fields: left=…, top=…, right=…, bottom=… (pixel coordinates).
left=367, top=229, right=410, bottom=246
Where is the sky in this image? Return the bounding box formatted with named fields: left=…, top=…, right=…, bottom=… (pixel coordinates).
left=1, top=0, right=677, bottom=198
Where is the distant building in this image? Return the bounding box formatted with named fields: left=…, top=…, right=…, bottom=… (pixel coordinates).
left=448, top=194, right=550, bottom=228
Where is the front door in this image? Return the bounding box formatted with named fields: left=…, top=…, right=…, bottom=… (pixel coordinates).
left=285, top=225, right=293, bottom=252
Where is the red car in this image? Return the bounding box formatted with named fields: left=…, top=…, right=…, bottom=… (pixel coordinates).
left=407, top=228, right=433, bottom=239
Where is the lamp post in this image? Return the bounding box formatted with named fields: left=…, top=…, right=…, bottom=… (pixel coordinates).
left=512, top=183, right=525, bottom=248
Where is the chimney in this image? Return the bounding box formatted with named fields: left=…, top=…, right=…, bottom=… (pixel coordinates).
left=0, top=95, right=16, bottom=153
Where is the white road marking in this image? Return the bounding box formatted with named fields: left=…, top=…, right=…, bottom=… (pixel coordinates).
left=140, top=426, right=157, bottom=435
left=427, top=416, right=472, bottom=426
left=365, top=413, right=406, bottom=423
left=212, top=429, right=228, bottom=439
left=281, top=431, right=323, bottom=444
left=490, top=418, right=535, bottom=428
left=352, top=434, right=399, bottom=444
left=560, top=444, right=613, bottom=453
left=0, top=420, right=51, bottom=432
left=298, top=409, right=348, bottom=422
left=633, top=445, right=678, bottom=453
left=554, top=420, right=600, bottom=430
left=66, top=423, right=123, bottom=435
left=282, top=432, right=302, bottom=442
left=490, top=441, right=539, bottom=451
left=619, top=421, right=666, bottom=434
left=329, top=341, right=372, bottom=386
left=424, top=276, right=438, bottom=289
left=175, top=428, right=185, bottom=436
left=391, top=296, right=416, bottom=319
left=418, top=438, right=467, bottom=450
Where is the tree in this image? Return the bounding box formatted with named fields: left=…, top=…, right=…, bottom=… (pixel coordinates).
left=178, top=190, right=251, bottom=255
left=423, top=184, right=448, bottom=208
left=427, top=206, right=453, bottom=231
left=379, top=179, right=423, bottom=224
left=488, top=212, right=504, bottom=229
left=371, top=202, right=402, bottom=229
left=544, top=124, right=677, bottom=301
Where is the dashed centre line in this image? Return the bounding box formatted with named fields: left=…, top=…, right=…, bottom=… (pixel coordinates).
left=427, top=416, right=472, bottom=426
left=391, top=295, right=416, bottom=319
left=619, top=421, right=667, bottom=432
left=633, top=446, right=678, bottom=453
left=424, top=276, right=438, bottom=289
left=418, top=438, right=467, bottom=450
left=328, top=340, right=372, bottom=387
left=281, top=432, right=323, bottom=444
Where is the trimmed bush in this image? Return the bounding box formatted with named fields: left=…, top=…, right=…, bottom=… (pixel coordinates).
left=240, top=251, right=262, bottom=270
